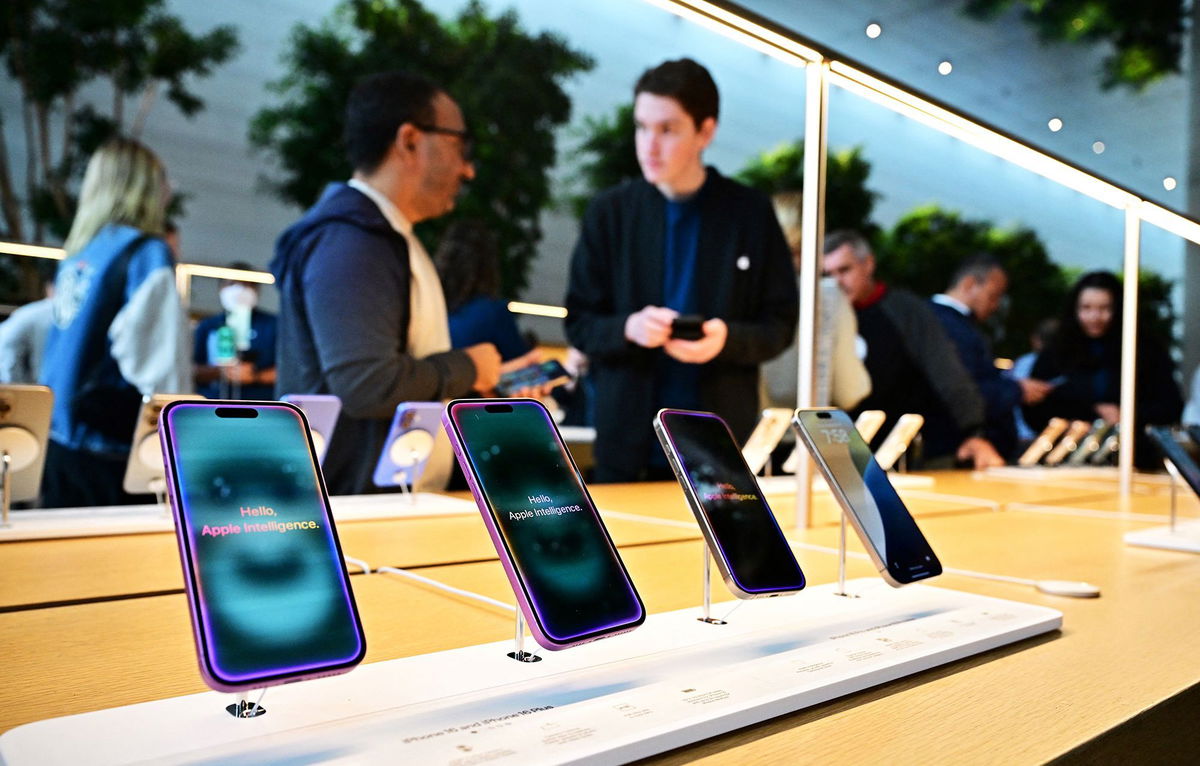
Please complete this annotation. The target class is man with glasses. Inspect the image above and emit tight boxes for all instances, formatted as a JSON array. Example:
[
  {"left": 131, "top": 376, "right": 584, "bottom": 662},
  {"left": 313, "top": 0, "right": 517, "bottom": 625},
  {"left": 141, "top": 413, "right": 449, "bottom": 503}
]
[{"left": 271, "top": 70, "right": 504, "bottom": 494}]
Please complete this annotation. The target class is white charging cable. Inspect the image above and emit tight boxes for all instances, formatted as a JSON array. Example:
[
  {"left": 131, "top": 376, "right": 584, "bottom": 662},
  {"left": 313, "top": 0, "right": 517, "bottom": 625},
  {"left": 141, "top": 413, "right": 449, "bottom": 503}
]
[{"left": 376, "top": 566, "right": 515, "bottom": 611}]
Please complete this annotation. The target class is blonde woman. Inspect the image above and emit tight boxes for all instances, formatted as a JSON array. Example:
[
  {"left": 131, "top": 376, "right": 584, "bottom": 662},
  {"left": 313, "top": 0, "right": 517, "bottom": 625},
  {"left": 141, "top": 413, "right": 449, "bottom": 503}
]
[{"left": 40, "top": 137, "right": 190, "bottom": 507}]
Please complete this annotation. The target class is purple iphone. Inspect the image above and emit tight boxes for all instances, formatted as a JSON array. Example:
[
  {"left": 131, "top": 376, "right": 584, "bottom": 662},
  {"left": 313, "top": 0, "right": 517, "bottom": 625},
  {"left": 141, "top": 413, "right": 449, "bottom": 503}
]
[
  {"left": 372, "top": 401, "right": 443, "bottom": 488},
  {"left": 443, "top": 398, "right": 645, "bottom": 651},
  {"left": 280, "top": 394, "right": 341, "bottom": 465},
  {"left": 159, "top": 400, "right": 366, "bottom": 692}
]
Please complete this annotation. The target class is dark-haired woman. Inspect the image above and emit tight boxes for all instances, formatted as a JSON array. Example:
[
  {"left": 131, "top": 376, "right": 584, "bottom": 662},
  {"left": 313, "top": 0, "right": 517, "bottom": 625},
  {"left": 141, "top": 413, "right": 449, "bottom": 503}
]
[{"left": 1024, "top": 271, "right": 1181, "bottom": 467}]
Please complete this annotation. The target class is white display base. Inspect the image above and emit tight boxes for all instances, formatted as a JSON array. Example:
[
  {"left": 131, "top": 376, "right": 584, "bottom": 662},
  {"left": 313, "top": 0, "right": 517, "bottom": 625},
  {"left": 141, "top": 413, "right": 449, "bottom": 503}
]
[
  {"left": 757, "top": 473, "right": 934, "bottom": 497},
  {"left": 1124, "top": 520, "right": 1200, "bottom": 553},
  {"left": 0, "top": 493, "right": 476, "bottom": 542},
  {"left": 0, "top": 580, "right": 1060, "bottom": 766}
]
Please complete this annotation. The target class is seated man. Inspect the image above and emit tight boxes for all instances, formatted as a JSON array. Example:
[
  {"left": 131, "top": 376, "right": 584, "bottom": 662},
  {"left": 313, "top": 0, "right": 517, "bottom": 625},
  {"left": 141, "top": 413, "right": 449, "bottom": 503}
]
[
  {"left": 930, "top": 254, "right": 1052, "bottom": 460},
  {"left": 822, "top": 230, "right": 1003, "bottom": 469}
]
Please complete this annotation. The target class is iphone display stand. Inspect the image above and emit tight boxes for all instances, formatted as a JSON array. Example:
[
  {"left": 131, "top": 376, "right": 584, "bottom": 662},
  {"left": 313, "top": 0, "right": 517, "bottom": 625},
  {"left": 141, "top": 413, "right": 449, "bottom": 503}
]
[
  {"left": 390, "top": 436, "right": 432, "bottom": 506},
  {"left": 0, "top": 427, "right": 40, "bottom": 528},
  {"left": 699, "top": 541, "right": 728, "bottom": 625},
  {"left": 1164, "top": 458, "right": 1183, "bottom": 532},
  {"left": 508, "top": 609, "right": 541, "bottom": 663},
  {"left": 833, "top": 512, "right": 859, "bottom": 598},
  {"left": 225, "top": 689, "right": 267, "bottom": 719},
  {"left": 1124, "top": 459, "right": 1200, "bottom": 553},
  {"left": 148, "top": 477, "right": 169, "bottom": 517}
]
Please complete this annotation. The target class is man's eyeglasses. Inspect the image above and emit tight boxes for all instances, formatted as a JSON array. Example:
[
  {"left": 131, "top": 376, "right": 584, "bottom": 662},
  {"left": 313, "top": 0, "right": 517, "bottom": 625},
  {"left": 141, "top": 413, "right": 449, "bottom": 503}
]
[{"left": 413, "top": 124, "right": 473, "bottom": 162}]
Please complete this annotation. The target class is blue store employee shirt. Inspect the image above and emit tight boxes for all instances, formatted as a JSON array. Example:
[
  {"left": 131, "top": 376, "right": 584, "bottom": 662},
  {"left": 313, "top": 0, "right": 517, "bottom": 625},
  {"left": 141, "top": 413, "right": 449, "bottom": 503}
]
[{"left": 654, "top": 193, "right": 703, "bottom": 419}]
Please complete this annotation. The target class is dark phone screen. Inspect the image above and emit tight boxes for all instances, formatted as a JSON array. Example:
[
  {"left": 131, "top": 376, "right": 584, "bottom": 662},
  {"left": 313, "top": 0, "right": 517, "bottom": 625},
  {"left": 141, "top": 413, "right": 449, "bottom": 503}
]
[
  {"left": 658, "top": 410, "right": 805, "bottom": 594},
  {"left": 165, "top": 403, "right": 364, "bottom": 685},
  {"left": 448, "top": 401, "right": 644, "bottom": 643},
  {"left": 1149, "top": 426, "right": 1200, "bottom": 498},
  {"left": 496, "top": 360, "right": 571, "bottom": 396},
  {"left": 797, "top": 410, "right": 940, "bottom": 583},
  {"left": 670, "top": 315, "right": 704, "bottom": 340}
]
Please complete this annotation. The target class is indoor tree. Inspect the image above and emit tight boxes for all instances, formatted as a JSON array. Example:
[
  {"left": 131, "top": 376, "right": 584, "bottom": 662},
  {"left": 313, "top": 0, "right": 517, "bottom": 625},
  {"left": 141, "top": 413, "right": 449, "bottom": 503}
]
[{"left": 248, "top": 0, "right": 594, "bottom": 297}]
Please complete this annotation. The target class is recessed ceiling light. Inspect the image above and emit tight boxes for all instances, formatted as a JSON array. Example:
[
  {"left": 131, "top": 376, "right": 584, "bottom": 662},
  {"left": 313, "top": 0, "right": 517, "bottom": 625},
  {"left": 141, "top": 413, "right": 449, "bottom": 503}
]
[
  {"left": 1092, "top": 141, "right": 1105, "bottom": 154},
  {"left": 1163, "top": 176, "right": 1177, "bottom": 191},
  {"left": 865, "top": 22, "right": 882, "bottom": 39},
  {"left": 1047, "top": 117, "right": 1063, "bottom": 132},
  {"left": 937, "top": 60, "right": 953, "bottom": 75}
]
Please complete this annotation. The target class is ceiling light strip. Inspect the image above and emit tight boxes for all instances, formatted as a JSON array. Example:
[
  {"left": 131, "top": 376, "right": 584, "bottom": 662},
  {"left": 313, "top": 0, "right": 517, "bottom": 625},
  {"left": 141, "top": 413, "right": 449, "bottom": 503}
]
[
  {"left": 0, "top": 241, "right": 65, "bottom": 259},
  {"left": 641, "top": 0, "right": 817, "bottom": 66},
  {"left": 172, "top": 264, "right": 275, "bottom": 285}
]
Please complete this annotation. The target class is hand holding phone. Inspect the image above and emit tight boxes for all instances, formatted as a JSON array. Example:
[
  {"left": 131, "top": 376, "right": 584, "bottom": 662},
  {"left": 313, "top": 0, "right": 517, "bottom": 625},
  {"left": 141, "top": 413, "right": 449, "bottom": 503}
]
[
  {"left": 159, "top": 401, "right": 366, "bottom": 691},
  {"left": 495, "top": 359, "right": 572, "bottom": 398},
  {"left": 656, "top": 409, "right": 805, "bottom": 598},
  {"left": 670, "top": 314, "right": 705, "bottom": 341},
  {"left": 443, "top": 399, "right": 645, "bottom": 650}
]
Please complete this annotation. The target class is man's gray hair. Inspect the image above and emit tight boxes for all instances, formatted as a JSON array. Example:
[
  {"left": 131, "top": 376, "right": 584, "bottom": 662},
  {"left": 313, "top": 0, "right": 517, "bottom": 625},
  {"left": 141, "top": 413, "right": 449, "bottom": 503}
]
[{"left": 823, "top": 230, "right": 872, "bottom": 261}]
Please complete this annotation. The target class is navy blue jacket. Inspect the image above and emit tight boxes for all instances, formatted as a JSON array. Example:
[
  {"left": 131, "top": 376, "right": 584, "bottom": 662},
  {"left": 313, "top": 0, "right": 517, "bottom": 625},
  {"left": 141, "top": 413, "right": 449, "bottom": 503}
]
[
  {"left": 271, "top": 183, "right": 475, "bottom": 494},
  {"left": 566, "top": 169, "right": 798, "bottom": 481},
  {"left": 930, "top": 301, "right": 1019, "bottom": 459}
]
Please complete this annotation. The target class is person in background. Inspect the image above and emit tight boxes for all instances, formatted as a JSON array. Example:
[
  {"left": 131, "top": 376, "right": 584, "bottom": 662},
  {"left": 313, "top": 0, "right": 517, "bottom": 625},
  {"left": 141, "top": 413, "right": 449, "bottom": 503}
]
[
  {"left": 40, "top": 137, "right": 190, "bottom": 507},
  {"left": 1011, "top": 317, "right": 1059, "bottom": 443},
  {"left": 822, "top": 229, "right": 1003, "bottom": 469},
  {"left": 435, "top": 219, "right": 531, "bottom": 362},
  {"left": 0, "top": 266, "right": 55, "bottom": 384},
  {"left": 763, "top": 190, "right": 870, "bottom": 412},
  {"left": 929, "top": 254, "right": 1054, "bottom": 461},
  {"left": 1024, "top": 270, "right": 1182, "bottom": 468},
  {"left": 193, "top": 262, "right": 278, "bottom": 400},
  {"left": 566, "top": 58, "right": 798, "bottom": 482},
  {"left": 272, "top": 71, "right": 543, "bottom": 495}
]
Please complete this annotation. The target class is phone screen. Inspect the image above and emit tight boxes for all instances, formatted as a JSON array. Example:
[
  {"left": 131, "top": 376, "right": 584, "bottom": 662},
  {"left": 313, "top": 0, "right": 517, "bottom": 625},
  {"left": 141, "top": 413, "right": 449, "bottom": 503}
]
[
  {"left": 657, "top": 410, "right": 804, "bottom": 595},
  {"left": 496, "top": 360, "right": 571, "bottom": 397},
  {"left": 795, "top": 409, "right": 940, "bottom": 584},
  {"left": 446, "top": 400, "right": 643, "bottom": 644},
  {"left": 162, "top": 402, "right": 365, "bottom": 688},
  {"left": 1147, "top": 426, "right": 1200, "bottom": 498}
]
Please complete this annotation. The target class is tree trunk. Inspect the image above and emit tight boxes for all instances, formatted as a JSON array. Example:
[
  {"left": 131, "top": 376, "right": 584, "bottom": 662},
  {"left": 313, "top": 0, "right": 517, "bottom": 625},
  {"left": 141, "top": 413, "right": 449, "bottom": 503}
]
[
  {"left": 21, "top": 99, "right": 41, "bottom": 243},
  {"left": 1184, "top": 1, "right": 1200, "bottom": 380},
  {"left": 0, "top": 112, "right": 25, "bottom": 241},
  {"left": 131, "top": 82, "right": 157, "bottom": 139}
]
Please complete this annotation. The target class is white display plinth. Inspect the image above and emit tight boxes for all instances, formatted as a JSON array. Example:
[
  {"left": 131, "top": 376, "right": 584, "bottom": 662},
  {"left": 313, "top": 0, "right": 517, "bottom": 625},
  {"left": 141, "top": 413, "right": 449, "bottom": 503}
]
[
  {"left": 0, "top": 580, "right": 1060, "bottom": 765},
  {"left": 756, "top": 473, "right": 934, "bottom": 497},
  {"left": 0, "top": 493, "right": 476, "bottom": 542},
  {"left": 1124, "top": 520, "right": 1200, "bottom": 553}
]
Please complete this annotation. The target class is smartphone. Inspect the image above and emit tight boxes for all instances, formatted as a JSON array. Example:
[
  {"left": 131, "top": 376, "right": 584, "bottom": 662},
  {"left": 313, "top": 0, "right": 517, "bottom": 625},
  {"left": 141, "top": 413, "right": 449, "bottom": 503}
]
[
  {"left": 0, "top": 384, "right": 52, "bottom": 503},
  {"left": 670, "top": 314, "right": 705, "bottom": 341},
  {"left": 1044, "top": 420, "right": 1095, "bottom": 466},
  {"left": 781, "top": 409, "right": 884, "bottom": 475},
  {"left": 793, "top": 409, "right": 942, "bottom": 586},
  {"left": 1146, "top": 426, "right": 1200, "bottom": 498},
  {"left": 874, "top": 413, "right": 925, "bottom": 472},
  {"left": 1089, "top": 429, "right": 1120, "bottom": 465},
  {"left": 280, "top": 394, "right": 341, "bottom": 465},
  {"left": 123, "top": 393, "right": 205, "bottom": 494},
  {"left": 655, "top": 409, "right": 805, "bottom": 598},
  {"left": 495, "top": 360, "right": 572, "bottom": 398},
  {"left": 1067, "top": 421, "right": 1114, "bottom": 466},
  {"left": 159, "top": 400, "right": 366, "bottom": 691},
  {"left": 372, "top": 401, "right": 443, "bottom": 488},
  {"left": 1017, "top": 417, "right": 1068, "bottom": 467},
  {"left": 741, "top": 407, "right": 794, "bottom": 475},
  {"left": 443, "top": 398, "right": 645, "bottom": 650}
]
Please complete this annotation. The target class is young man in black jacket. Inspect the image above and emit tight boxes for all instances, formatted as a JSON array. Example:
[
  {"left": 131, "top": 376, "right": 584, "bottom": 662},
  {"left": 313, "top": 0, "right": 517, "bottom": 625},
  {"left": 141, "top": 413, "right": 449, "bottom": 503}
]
[{"left": 566, "top": 58, "right": 798, "bottom": 482}]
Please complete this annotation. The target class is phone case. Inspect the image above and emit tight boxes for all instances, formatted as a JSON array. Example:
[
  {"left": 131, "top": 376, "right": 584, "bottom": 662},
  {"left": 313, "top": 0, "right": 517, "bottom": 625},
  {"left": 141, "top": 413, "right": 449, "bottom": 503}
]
[
  {"left": 280, "top": 394, "right": 341, "bottom": 465},
  {"left": 0, "top": 384, "right": 53, "bottom": 503},
  {"left": 158, "top": 400, "right": 366, "bottom": 692},
  {"left": 443, "top": 398, "right": 644, "bottom": 650},
  {"left": 874, "top": 413, "right": 924, "bottom": 472},
  {"left": 372, "top": 402, "right": 443, "bottom": 488},
  {"left": 123, "top": 393, "right": 205, "bottom": 495},
  {"left": 741, "top": 407, "right": 793, "bottom": 475},
  {"left": 1018, "top": 417, "right": 1069, "bottom": 466}
]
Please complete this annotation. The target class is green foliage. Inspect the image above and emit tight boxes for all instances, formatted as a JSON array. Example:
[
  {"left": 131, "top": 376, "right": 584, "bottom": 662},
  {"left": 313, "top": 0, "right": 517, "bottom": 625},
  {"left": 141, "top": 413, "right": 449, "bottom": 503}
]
[
  {"left": 565, "top": 104, "right": 639, "bottom": 219},
  {"left": 248, "top": 0, "right": 594, "bottom": 297},
  {"left": 878, "top": 207, "right": 1069, "bottom": 357},
  {"left": 737, "top": 141, "right": 879, "bottom": 239},
  {"left": 962, "top": 0, "right": 1185, "bottom": 90},
  {"left": 0, "top": 0, "right": 239, "bottom": 242}
]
